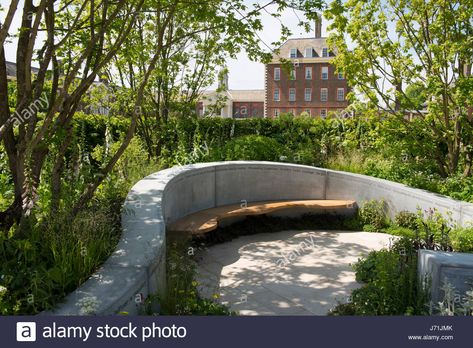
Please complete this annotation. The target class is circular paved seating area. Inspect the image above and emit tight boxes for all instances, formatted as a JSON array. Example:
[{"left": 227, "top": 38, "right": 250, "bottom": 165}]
[{"left": 196, "top": 230, "right": 394, "bottom": 315}]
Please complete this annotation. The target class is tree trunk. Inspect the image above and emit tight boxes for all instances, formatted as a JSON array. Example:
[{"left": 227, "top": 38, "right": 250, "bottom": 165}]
[{"left": 50, "top": 127, "right": 73, "bottom": 216}]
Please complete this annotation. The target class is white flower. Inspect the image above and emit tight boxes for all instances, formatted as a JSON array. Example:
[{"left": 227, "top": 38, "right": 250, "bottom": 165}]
[{"left": 77, "top": 296, "right": 100, "bottom": 315}]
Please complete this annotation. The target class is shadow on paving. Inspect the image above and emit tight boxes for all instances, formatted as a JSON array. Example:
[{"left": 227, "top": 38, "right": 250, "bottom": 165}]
[{"left": 194, "top": 228, "right": 392, "bottom": 315}]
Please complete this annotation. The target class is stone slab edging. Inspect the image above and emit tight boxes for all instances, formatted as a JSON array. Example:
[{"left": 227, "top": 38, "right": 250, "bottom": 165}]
[
  {"left": 418, "top": 249, "right": 473, "bottom": 305},
  {"left": 50, "top": 161, "right": 473, "bottom": 315}
]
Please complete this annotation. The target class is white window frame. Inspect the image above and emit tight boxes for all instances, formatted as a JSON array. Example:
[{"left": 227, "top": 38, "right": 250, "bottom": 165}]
[
  {"left": 320, "top": 109, "right": 327, "bottom": 118},
  {"left": 304, "top": 88, "right": 312, "bottom": 102},
  {"left": 274, "top": 109, "right": 280, "bottom": 117},
  {"left": 338, "top": 71, "right": 344, "bottom": 80},
  {"left": 289, "top": 88, "right": 296, "bottom": 102},
  {"left": 290, "top": 48, "right": 297, "bottom": 58},
  {"left": 274, "top": 88, "right": 280, "bottom": 101},
  {"left": 321, "top": 66, "right": 329, "bottom": 80},
  {"left": 305, "top": 67, "right": 312, "bottom": 80},
  {"left": 337, "top": 88, "right": 345, "bottom": 101},
  {"left": 274, "top": 67, "right": 281, "bottom": 81},
  {"left": 320, "top": 88, "right": 328, "bottom": 102},
  {"left": 305, "top": 109, "right": 311, "bottom": 116},
  {"left": 290, "top": 68, "right": 296, "bottom": 80},
  {"left": 322, "top": 47, "right": 329, "bottom": 57},
  {"left": 305, "top": 47, "right": 313, "bottom": 58}
]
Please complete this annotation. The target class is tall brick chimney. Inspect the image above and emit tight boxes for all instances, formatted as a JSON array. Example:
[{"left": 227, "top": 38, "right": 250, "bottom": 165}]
[{"left": 315, "top": 13, "right": 322, "bottom": 38}]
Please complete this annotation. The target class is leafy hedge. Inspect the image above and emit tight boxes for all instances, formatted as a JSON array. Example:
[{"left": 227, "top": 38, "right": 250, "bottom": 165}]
[{"left": 68, "top": 113, "right": 473, "bottom": 205}]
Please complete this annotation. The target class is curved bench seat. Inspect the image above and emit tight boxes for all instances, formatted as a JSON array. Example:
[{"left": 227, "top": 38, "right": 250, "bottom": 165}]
[
  {"left": 168, "top": 199, "right": 356, "bottom": 234},
  {"left": 50, "top": 162, "right": 473, "bottom": 315}
]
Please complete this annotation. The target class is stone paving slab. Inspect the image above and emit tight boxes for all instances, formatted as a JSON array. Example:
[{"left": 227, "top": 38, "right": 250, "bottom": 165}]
[{"left": 195, "top": 230, "right": 394, "bottom": 315}]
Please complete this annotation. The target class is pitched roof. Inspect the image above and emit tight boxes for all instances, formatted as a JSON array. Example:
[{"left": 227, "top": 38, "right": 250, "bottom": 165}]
[
  {"left": 201, "top": 89, "right": 265, "bottom": 102},
  {"left": 271, "top": 37, "right": 337, "bottom": 62},
  {"left": 6, "top": 61, "right": 40, "bottom": 78},
  {"left": 228, "top": 89, "right": 264, "bottom": 102}
]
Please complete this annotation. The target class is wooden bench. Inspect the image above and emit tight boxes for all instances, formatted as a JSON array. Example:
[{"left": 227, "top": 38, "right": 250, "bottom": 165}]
[{"left": 168, "top": 199, "right": 356, "bottom": 235}]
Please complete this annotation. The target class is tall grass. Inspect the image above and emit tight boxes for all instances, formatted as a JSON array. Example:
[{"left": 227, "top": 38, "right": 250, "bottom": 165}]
[
  {"left": 0, "top": 203, "right": 122, "bottom": 314},
  {"left": 148, "top": 234, "right": 232, "bottom": 315},
  {"left": 0, "top": 138, "right": 161, "bottom": 314},
  {"left": 326, "top": 150, "right": 368, "bottom": 174}
]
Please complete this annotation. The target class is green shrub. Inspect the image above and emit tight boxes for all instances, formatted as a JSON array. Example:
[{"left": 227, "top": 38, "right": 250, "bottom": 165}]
[
  {"left": 329, "top": 302, "right": 358, "bottom": 316},
  {"left": 450, "top": 228, "right": 473, "bottom": 253},
  {"left": 353, "top": 250, "right": 381, "bottom": 283},
  {"left": 415, "top": 208, "right": 453, "bottom": 251},
  {"left": 362, "top": 224, "right": 377, "bottom": 232},
  {"left": 213, "top": 134, "right": 286, "bottom": 162},
  {"left": 331, "top": 238, "right": 428, "bottom": 315},
  {"left": 359, "top": 199, "right": 388, "bottom": 231},
  {"left": 156, "top": 238, "right": 233, "bottom": 315},
  {"left": 395, "top": 210, "right": 418, "bottom": 230},
  {"left": 438, "top": 175, "right": 473, "bottom": 203},
  {"left": 384, "top": 225, "right": 416, "bottom": 239}
]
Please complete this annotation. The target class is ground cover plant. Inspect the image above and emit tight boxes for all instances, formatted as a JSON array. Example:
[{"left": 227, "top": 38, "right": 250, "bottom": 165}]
[
  {"left": 329, "top": 202, "right": 473, "bottom": 316},
  {"left": 144, "top": 236, "right": 234, "bottom": 316},
  {"left": 329, "top": 237, "right": 429, "bottom": 316}
]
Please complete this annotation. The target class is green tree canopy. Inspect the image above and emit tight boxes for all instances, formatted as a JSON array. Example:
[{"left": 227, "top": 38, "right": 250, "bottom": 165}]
[{"left": 326, "top": 0, "right": 473, "bottom": 177}]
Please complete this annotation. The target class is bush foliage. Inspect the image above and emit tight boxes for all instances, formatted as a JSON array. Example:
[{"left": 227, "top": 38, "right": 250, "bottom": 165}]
[{"left": 331, "top": 238, "right": 428, "bottom": 316}]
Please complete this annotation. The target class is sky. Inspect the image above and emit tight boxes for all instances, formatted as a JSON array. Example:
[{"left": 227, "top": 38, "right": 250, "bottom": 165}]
[
  {"left": 215, "top": 3, "right": 330, "bottom": 90},
  {"left": 0, "top": 0, "right": 329, "bottom": 90}
]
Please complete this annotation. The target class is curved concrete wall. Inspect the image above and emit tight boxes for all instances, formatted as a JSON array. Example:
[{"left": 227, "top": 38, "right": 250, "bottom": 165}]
[{"left": 52, "top": 161, "right": 473, "bottom": 315}]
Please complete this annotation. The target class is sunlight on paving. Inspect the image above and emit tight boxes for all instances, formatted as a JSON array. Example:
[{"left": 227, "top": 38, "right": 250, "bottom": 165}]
[{"left": 195, "top": 230, "right": 394, "bottom": 315}]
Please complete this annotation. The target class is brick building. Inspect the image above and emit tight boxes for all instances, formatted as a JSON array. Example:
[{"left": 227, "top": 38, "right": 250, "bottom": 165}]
[
  {"left": 197, "top": 89, "right": 265, "bottom": 118},
  {"left": 264, "top": 18, "right": 349, "bottom": 118},
  {"left": 196, "top": 71, "right": 265, "bottom": 118}
]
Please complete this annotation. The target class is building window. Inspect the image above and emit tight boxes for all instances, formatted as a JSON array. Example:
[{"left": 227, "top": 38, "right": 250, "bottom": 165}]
[
  {"left": 305, "top": 109, "right": 311, "bottom": 116},
  {"left": 305, "top": 67, "right": 312, "bottom": 80},
  {"left": 337, "top": 88, "right": 345, "bottom": 101},
  {"left": 320, "top": 109, "right": 327, "bottom": 118},
  {"left": 322, "top": 47, "right": 329, "bottom": 57},
  {"left": 274, "top": 88, "right": 280, "bottom": 101},
  {"left": 304, "top": 88, "right": 312, "bottom": 102},
  {"left": 274, "top": 109, "right": 280, "bottom": 117},
  {"left": 338, "top": 71, "right": 344, "bottom": 80},
  {"left": 305, "top": 47, "right": 313, "bottom": 58},
  {"left": 321, "top": 66, "right": 328, "bottom": 80},
  {"left": 289, "top": 88, "right": 296, "bottom": 102},
  {"left": 320, "top": 88, "right": 328, "bottom": 102},
  {"left": 274, "top": 67, "right": 281, "bottom": 81},
  {"left": 290, "top": 68, "right": 296, "bottom": 80},
  {"left": 290, "top": 48, "right": 297, "bottom": 58}
]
